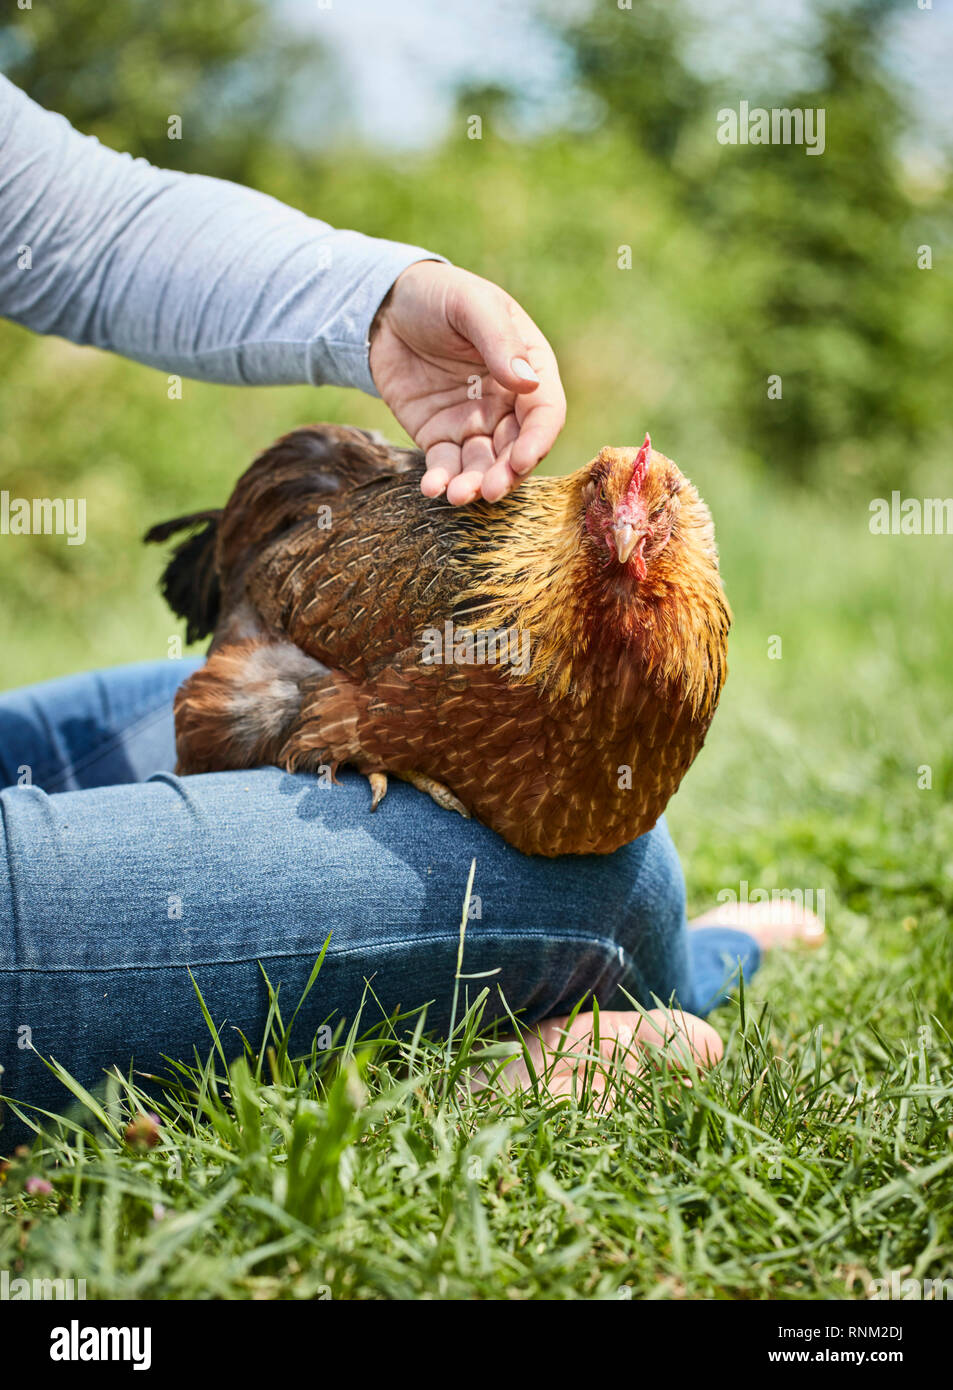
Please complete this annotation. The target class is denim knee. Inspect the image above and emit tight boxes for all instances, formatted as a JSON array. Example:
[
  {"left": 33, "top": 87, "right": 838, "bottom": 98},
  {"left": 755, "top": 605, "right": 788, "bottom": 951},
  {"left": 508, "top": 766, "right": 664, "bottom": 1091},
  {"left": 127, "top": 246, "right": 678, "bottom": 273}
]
[{"left": 595, "top": 817, "right": 693, "bottom": 1013}]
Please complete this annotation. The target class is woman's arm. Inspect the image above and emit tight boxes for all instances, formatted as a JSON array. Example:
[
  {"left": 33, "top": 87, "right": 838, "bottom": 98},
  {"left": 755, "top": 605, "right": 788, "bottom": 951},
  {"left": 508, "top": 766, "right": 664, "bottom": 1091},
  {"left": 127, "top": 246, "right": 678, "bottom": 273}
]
[
  {"left": 0, "top": 73, "right": 439, "bottom": 394},
  {"left": 0, "top": 76, "right": 565, "bottom": 503}
]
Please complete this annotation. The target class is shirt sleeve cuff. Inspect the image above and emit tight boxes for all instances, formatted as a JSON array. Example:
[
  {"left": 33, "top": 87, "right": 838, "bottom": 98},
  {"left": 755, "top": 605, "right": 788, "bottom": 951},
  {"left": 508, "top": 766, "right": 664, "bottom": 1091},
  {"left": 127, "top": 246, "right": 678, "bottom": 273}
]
[{"left": 306, "top": 232, "right": 449, "bottom": 396}]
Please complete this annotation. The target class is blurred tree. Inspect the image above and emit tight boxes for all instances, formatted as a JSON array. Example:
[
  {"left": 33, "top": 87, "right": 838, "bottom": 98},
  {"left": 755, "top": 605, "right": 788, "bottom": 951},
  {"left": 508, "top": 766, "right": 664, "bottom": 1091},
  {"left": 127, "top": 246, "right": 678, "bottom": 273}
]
[
  {"left": 559, "top": 0, "right": 708, "bottom": 163},
  {"left": 694, "top": 0, "right": 952, "bottom": 486},
  {"left": 0, "top": 0, "right": 328, "bottom": 184},
  {"left": 558, "top": 0, "right": 953, "bottom": 488}
]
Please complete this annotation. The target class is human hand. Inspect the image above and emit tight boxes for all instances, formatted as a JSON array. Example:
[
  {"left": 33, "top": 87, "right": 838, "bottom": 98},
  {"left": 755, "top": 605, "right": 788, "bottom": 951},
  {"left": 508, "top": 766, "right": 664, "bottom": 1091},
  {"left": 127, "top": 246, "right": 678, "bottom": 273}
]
[{"left": 368, "top": 261, "right": 566, "bottom": 505}]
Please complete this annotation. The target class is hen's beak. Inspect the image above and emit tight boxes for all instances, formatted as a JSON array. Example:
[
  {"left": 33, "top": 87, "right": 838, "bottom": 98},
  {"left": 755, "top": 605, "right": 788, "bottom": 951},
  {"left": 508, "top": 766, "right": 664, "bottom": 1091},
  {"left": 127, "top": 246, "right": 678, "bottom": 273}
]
[{"left": 612, "top": 522, "right": 645, "bottom": 566}]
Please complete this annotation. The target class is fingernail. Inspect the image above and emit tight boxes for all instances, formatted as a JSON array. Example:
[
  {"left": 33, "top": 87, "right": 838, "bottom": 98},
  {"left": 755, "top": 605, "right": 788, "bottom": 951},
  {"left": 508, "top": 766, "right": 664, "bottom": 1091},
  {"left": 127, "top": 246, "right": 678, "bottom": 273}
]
[
  {"left": 511, "top": 357, "right": 539, "bottom": 383},
  {"left": 420, "top": 471, "right": 447, "bottom": 498}
]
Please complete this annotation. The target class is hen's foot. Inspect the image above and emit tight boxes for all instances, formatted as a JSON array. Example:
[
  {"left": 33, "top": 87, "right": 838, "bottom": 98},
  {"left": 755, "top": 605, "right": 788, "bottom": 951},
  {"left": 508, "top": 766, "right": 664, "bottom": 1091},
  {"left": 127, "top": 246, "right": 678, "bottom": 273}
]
[
  {"left": 398, "top": 771, "right": 470, "bottom": 819},
  {"left": 363, "top": 769, "right": 469, "bottom": 818}
]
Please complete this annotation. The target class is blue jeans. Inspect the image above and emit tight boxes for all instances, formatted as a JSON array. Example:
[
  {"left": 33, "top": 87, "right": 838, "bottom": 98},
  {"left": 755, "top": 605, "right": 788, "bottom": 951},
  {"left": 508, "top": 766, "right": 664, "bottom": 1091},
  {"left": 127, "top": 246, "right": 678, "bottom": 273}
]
[{"left": 0, "top": 661, "right": 759, "bottom": 1142}]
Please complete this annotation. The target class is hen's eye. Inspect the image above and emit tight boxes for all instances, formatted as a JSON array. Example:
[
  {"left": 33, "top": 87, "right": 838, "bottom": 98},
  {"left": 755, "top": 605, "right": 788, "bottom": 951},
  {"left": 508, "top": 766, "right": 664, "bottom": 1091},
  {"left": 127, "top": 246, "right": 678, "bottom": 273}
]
[{"left": 599, "top": 484, "right": 608, "bottom": 503}]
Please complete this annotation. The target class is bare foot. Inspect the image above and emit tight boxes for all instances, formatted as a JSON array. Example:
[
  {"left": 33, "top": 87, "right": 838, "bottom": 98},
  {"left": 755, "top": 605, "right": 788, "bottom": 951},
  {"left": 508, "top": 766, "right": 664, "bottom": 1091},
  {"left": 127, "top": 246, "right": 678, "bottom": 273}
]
[
  {"left": 473, "top": 1007, "right": 723, "bottom": 1105},
  {"left": 690, "top": 898, "right": 825, "bottom": 950}
]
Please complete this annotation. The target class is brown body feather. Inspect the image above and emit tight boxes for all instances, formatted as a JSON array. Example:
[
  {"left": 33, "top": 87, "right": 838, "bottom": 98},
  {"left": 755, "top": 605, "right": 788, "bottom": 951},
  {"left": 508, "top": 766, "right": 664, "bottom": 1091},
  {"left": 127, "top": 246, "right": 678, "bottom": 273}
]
[{"left": 145, "top": 423, "right": 730, "bottom": 856}]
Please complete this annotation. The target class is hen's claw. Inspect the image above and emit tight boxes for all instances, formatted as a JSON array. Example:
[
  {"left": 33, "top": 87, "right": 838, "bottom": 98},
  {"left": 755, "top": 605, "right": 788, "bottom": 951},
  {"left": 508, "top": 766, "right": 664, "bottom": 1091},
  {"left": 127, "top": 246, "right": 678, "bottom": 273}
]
[
  {"left": 367, "top": 771, "right": 388, "bottom": 811},
  {"left": 399, "top": 771, "right": 470, "bottom": 819},
  {"left": 367, "top": 768, "right": 468, "bottom": 818}
]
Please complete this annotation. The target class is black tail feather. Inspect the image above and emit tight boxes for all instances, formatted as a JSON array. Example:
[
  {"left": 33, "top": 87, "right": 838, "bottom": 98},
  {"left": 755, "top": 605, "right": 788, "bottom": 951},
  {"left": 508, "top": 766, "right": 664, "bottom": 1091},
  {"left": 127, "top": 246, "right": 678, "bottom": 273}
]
[{"left": 144, "top": 510, "right": 222, "bottom": 645}]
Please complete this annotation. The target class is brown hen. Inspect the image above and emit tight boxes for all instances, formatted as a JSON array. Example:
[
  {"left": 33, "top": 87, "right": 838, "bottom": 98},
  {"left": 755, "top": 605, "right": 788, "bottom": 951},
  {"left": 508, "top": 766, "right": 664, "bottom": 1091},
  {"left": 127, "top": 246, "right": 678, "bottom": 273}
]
[{"left": 145, "top": 424, "right": 730, "bottom": 856}]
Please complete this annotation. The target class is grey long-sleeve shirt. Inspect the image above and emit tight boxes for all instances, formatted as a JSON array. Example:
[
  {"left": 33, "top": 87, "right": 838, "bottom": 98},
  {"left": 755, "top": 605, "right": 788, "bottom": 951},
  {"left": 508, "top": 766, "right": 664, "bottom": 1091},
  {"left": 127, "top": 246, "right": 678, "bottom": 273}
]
[{"left": 0, "top": 74, "right": 443, "bottom": 395}]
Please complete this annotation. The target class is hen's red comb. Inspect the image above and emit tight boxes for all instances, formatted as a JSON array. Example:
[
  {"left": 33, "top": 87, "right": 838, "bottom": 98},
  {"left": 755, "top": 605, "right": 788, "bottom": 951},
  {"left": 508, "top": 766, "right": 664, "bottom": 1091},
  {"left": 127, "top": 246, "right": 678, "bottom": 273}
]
[{"left": 629, "top": 433, "right": 652, "bottom": 495}]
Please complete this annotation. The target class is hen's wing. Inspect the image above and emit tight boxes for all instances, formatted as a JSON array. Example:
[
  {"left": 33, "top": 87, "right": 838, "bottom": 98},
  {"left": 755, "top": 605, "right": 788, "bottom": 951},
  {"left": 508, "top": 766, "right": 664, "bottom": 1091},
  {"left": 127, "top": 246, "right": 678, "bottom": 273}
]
[{"left": 215, "top": 424, "right": 476, "bottom": 674}]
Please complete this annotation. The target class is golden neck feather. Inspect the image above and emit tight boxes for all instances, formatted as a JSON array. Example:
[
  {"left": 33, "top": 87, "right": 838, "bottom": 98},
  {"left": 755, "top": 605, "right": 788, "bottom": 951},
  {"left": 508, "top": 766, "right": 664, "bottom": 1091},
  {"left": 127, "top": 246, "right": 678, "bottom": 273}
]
[{"left": 448, "top": 473, "right": 730, "bottom": 711}]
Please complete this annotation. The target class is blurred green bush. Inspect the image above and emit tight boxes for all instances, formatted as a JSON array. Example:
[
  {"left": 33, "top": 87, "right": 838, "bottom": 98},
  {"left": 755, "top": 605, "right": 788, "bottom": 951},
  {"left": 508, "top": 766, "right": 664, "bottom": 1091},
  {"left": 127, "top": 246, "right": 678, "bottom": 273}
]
[
  {"left": 0, "top": 0, "right": 951, "bottom": 690},
  {"left": 3, "top": 0, "right": 949, "bottom": 494}
]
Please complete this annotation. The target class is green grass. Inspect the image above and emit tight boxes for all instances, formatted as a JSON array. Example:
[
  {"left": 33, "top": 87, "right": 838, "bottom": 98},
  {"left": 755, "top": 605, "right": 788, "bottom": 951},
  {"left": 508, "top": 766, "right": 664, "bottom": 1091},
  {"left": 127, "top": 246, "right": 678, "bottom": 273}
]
[
  {"left": 2, "top": 436, "right": 951, "bottom": 1295},
  {"left": 1, "top": 131, "right": 952, "bottom": 1301},
  {"left": 2, "top": 913, "right": 951, "bottom": 1300}
]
